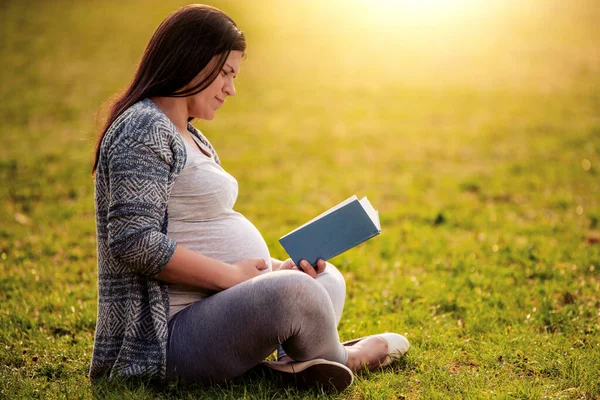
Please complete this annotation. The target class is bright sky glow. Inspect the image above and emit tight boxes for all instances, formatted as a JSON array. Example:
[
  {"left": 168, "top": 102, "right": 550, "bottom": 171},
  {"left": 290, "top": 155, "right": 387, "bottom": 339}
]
[
  {"left": 369, "top": 0, "right": 479, "bottom": 15},
  {"left": 342, "top": 0, "right": 498, "bottom": 28}
]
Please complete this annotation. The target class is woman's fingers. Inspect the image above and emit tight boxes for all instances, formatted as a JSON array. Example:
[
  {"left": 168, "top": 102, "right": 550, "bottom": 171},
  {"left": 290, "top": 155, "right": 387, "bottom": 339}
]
[
  {"left": 280, "top": 258, "right": 296, "bottom": 270},
  {"left": 299, "top": 260, "right": 318, "bottom": 279},
  {"left": 315, "top": 259, "right": 327, "bottom": 274},
  {"left": 254, "top": 258, "right": 268, "bottom": 271}
]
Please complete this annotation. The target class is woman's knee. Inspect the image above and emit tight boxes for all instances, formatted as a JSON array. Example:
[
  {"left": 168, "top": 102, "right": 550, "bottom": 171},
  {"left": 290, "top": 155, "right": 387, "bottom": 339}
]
[
  {"left": 316, "top": 262, "right": 346, "bottom": 324},
  {"left": 267, "top": 271, "right": 331, "bottom": 312},
  {"left": 316, "top": 263, "right": 346, "bottom": 302},
  {"left": 319, "top": 262, "right": 346, "bottom": 290}
]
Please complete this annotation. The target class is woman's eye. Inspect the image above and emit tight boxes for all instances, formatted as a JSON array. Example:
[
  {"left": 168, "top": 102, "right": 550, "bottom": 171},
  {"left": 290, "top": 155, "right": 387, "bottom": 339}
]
[{"left": 221, "top": 70, "right": 228, "bottom": 77}]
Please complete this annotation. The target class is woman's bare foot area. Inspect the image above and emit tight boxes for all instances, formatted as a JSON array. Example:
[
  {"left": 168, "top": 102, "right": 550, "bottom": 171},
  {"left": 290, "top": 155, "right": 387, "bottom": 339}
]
[{"left": 345, "top": 336, "right": 389, "bottom": 372}]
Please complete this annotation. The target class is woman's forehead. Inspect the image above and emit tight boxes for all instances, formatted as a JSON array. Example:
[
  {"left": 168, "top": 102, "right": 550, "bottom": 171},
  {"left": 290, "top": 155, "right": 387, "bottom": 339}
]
[{"left": 225, "top": 50, "right": 243, "bottom": 66}]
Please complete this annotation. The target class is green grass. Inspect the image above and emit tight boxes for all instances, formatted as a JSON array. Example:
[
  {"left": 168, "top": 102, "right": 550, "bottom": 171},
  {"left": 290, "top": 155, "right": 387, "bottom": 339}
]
[{"left": 1, "top": 0, "right": 599, "bottom": 398}]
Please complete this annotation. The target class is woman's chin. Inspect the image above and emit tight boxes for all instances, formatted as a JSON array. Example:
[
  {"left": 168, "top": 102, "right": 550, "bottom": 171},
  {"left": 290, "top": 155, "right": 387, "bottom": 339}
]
[{"left": 193, "top": 112, "right": 216, "bottom": 121}]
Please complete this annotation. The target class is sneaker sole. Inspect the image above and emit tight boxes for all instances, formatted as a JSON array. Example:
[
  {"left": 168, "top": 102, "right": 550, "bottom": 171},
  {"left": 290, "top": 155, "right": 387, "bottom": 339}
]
[{"left": 261, "top": 358, "right": 353, "bottom": 392}]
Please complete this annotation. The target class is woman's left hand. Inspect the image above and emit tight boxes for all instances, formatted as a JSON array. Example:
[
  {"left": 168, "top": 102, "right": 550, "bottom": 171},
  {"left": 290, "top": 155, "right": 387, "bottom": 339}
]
[{"left": 279, "top": 258, "right": 326, "bottom": 279}]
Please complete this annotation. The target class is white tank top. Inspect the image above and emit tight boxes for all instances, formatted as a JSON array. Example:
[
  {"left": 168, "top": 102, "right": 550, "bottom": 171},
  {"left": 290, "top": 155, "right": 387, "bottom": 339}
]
[{"left": 166, "top": 134, "right": 272, "bottom": 317}]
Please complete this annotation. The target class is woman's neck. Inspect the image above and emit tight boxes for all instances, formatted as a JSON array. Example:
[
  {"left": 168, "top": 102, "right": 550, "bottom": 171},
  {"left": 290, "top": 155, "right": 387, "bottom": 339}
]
[{"left": 150, "top": 96, "right": 189, "bottom": 134}]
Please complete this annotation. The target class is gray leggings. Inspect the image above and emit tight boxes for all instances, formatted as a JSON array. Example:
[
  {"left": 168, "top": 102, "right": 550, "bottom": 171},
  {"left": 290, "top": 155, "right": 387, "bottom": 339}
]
[{"left": 166, "top": 264, "right": 348, "bottom": 384}]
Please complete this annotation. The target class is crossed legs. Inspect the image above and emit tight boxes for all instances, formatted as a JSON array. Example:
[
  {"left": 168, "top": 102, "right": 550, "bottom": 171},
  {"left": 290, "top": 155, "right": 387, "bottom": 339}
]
[{"left": 166, "top": 265, "right": 347, "bottom": 384}]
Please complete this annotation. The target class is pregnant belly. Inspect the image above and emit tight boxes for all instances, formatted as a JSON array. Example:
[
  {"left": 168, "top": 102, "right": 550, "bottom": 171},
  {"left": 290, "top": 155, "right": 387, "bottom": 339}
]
[{"left": 167, "top": 212, "right": 272, "bottom": 270}]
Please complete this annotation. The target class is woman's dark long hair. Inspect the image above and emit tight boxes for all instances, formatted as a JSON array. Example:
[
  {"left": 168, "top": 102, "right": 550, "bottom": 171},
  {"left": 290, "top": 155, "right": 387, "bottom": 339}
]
[{"left": 92, "top": 4, "right": 246, "bottom": 174}]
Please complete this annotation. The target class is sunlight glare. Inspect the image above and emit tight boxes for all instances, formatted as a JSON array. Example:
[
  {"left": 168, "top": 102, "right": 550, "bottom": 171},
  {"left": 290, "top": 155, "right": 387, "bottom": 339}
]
[
  {"left": 347, "top": 0, "right": 491, "bottom": 26},
  {"left": 374, "top": 0, "right": 475, "bottom": 15}
]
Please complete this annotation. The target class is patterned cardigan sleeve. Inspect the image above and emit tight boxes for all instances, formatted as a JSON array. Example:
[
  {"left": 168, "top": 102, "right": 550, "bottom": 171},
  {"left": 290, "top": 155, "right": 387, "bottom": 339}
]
[{"left": 105, "top": 133, "right": 177, "bottom": 276}]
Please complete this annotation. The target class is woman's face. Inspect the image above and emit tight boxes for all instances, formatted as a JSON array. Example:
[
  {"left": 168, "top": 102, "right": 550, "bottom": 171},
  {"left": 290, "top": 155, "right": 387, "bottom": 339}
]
[{"left": 186, "top": 50, "right": 243, "bottom": 120}]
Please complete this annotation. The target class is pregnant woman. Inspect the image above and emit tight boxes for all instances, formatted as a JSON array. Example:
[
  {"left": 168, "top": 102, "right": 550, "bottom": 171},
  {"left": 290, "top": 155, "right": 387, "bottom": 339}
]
[{"left": 89, "top": 4, "right": 409, "bottom": 391}]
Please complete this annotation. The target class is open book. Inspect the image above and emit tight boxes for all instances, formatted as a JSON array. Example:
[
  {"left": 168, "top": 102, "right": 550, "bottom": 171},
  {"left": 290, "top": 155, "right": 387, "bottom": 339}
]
[{"left": 279, "top": 195, "right": 381, "bottom": 267}]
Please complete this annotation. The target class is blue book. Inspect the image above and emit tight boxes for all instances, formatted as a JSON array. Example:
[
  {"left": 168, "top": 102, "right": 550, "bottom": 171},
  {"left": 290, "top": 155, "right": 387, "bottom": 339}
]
[{"left": 279, "top": 195, "right": 381, "bottom": 267}]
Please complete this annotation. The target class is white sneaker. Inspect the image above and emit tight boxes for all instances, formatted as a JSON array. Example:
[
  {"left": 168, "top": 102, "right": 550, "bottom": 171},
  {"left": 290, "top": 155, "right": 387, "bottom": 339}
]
[{"left": 342, "top": 332, "right": 410, "bottom": 367}]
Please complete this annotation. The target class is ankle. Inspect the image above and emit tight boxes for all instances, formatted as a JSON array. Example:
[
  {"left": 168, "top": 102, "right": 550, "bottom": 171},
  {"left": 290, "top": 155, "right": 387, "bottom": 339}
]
[
  {"left": 344, "top": 336, "right": 389, "bottom": 372},
  {"left": 279, "top": 355, "right": 294, "bottom": 363},
  {"left": 345, "top": 348, "right": 363, "bottom": 372}
]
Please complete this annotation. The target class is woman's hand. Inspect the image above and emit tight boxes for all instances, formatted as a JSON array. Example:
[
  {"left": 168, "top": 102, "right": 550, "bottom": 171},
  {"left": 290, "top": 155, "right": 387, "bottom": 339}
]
[
  {"left": 278, "top": 258, "right": 327, "bottom": 279},
  {"left": 230, "top": 258, "right": 269, "bottom": 285},
  {"left": 157, "top": 247, "right": 269, "bottom": 291}
]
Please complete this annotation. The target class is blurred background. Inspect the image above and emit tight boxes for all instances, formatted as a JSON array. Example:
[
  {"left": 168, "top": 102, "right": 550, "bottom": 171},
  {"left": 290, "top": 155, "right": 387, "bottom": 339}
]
[{"left": 1, "top": 0, "right": 598, "bottom": 397}]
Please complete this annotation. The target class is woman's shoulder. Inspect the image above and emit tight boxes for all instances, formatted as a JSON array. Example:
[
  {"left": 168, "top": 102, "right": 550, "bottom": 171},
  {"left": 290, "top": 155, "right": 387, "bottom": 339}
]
[
  {"left": 110, "top": 98, "right": 178, "bottom": 142},
  {"left": 104, "top": 99, "right": 186, "bottom": 167}
]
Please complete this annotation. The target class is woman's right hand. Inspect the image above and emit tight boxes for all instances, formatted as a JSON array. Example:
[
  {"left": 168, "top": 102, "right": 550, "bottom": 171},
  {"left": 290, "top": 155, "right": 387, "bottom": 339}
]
[{"left": 230, "top": 258, "right": 268, "bottom": 286}]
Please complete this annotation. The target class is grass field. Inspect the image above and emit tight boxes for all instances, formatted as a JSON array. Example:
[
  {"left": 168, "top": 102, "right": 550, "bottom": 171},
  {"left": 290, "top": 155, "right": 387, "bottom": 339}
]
[{"left": 1, "top": 0, "right": 599, "bottom": 398}]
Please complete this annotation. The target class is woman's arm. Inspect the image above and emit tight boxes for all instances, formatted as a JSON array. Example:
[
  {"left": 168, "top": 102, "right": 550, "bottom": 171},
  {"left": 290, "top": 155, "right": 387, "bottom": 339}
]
[
  {"left": 157, "top": 245, "right": 267, "bottom": 291},
  {"left": 105, "top": 135, "right": 179, "bottom": 276}
]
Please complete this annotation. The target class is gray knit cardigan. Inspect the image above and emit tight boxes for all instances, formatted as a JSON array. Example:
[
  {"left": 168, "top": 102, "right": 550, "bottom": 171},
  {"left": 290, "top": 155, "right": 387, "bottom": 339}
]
[{"left": 90, "top": 98, "right": 219, "bottom": 381}]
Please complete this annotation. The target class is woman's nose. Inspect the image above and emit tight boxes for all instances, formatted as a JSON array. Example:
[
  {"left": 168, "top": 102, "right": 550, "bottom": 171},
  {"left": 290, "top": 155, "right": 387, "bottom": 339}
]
[{"left": 224, "top": 82, "right": 236, "bottom": 97}]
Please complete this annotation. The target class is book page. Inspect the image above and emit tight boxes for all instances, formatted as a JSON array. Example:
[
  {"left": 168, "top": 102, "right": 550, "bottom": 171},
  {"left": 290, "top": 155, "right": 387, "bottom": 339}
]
[
  {"left": 281, "top": 195, "right": 359, "bottom": 237},
  {"left": 359, "top": 197, "right": 381, "bottom": 230}
]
